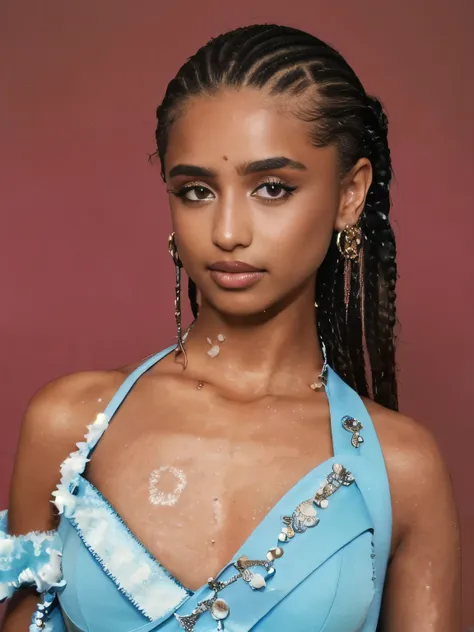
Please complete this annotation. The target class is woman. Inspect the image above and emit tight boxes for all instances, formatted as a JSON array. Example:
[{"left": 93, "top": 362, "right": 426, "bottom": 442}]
[{"left": 0, "top": 24, "right": 460, "bottom": 632}]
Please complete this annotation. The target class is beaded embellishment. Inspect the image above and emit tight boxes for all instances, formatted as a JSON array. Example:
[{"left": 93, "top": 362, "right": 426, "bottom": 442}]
[
  {"left": 175, "top": 463, "right": 355, "bottom": 631},
  {"left": 342, "top": 415, "right": 364, "bottom": 448}
]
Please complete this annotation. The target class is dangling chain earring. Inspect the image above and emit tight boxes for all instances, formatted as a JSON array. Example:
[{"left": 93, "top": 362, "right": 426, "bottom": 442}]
[
  {"left": 336, "top": 224, "right": 365, "bottom": 339},
  {"left": 310, "top": 340, "right": 328, "bottom": 391},
  {"left": 168, "top": 232, "right": 188, "bottom": 368}
]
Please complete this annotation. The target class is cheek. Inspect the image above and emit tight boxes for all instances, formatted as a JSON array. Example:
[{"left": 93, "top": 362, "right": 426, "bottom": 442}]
[
  {"left": 170, "top": 204, "right": 208, "bottom": 272},
  {"left": 256, "top": 186, "right": 338, "bottom": 277}
]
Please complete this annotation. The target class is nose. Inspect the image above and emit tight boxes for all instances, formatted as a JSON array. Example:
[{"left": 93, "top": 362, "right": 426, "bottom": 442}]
[{"left": 211, "top": 189, "right": 253, "bottom": 252}]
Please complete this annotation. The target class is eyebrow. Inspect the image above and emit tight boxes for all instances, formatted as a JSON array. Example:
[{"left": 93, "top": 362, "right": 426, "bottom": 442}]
[
  {"left": 239, "top": 156, "right": 307, "bottom": 175},
  {"left": 167, "top": 156, "right": 307, "bottom": 179}
]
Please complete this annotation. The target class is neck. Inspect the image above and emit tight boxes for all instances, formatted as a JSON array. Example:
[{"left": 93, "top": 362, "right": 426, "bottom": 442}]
[{"left": 180, "top": 284, "right": 324, "bottom": 398}]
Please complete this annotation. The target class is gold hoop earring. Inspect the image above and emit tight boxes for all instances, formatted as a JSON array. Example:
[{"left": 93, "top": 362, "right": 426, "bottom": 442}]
[
  {"left": 336, "top": 224, "right": 364, "bottom": 336},
  {"left": 168, "top": 232, "right": 188, "bottom": 367}
]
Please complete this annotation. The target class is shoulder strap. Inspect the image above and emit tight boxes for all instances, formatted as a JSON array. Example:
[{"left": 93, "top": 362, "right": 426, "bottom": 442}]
[
  {"left": 103, "top": 345, "right": 176, "bottom": 421},
  {"left": 326, "top": 367, "right": 392, "bottom": 630},
  {"left": 52, "top": 346, "right": 177, "bottom": 517},
  {"left": 327, "top": 367, "right": 376, "bottom": 461},
  {"left": 87, "top": 345, "right": 176, "bottom": 455}
]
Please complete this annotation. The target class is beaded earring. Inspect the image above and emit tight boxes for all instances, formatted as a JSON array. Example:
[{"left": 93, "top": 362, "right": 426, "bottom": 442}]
[
  {"left": 336, "top": 224, "right": 365, "bottom": 341},
  {"left": 168, "top": 232, "right": 188, "bottom": 367}
]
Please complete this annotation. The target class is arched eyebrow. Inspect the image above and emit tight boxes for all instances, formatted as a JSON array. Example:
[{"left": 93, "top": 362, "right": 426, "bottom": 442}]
[
  {"left": 167, "top": 156, "right": 307, "bottom": 179},
  {"left": 238, "top": 156, "right": 307, "bottom": 175}
]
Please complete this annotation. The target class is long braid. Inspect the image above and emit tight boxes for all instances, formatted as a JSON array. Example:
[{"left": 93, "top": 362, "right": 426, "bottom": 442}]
[
  {"left": 155, "top": 24, "right": 399, "bottom": 410},
  {"left": 188, "top": 278, "right": 199, "bottom": 320},
  {"left": 362, "top": 97, "right": 397, "bottom": 409}
]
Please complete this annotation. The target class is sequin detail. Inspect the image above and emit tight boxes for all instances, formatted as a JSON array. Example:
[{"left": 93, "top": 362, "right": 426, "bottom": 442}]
[
  {"left": 175, "top": 463, "right": 355, "bottom": 631},
  {"left": 342, "top": 415, "right": 364, "bottom": 448}
]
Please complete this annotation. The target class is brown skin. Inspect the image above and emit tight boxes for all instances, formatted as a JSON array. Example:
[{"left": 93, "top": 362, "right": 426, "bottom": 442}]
[{"left": 2, "top": 89, "right": 461, "bottom": 631}]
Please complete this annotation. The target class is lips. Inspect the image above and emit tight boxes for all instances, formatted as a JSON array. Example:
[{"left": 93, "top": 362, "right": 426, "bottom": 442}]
[
  {"left": 208, "top": 261, "right": 263, "bottom": 273},
  {"left": 208, "top": 261, "right": 265, "bottom": 290}
]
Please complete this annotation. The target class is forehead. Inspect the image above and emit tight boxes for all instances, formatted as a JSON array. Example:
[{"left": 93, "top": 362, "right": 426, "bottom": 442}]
[{"left": 164, "top": 88, "right": 332, "bottom": 170}]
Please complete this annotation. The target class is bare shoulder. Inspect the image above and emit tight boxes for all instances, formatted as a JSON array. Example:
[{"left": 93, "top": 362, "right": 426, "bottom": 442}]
[
  {"left": 364, "top": 399, "right": 456, "bottom": 550},
  {"left": 8, "top": 363, "right": 134, "bottom": 534},
  {"left": 21, "top": 367, "right": 128, "bottom": 440},
  {"left": 364, "top": 398, "right": 449, "bottom": 479}
]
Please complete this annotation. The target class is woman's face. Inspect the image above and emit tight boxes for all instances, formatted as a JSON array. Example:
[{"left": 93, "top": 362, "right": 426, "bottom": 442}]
[{"left": 164, "top": 88, "right": 369, "bottom": 317}]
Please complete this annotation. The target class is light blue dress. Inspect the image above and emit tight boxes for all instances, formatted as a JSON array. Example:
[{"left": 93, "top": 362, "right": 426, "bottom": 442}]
[{"left": 1, "top": 345, "right": 392, "bottom": 631}]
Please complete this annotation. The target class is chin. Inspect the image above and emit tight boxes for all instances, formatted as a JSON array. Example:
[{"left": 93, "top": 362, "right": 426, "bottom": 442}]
[{"left": 204, "top": 289, "right": 285, "bottom": 321}]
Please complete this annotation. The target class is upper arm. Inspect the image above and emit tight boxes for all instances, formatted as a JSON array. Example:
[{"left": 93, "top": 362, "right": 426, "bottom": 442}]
[
  {"left": 375, "top": 413, "right": 461, "bottom": 631},
  {"left": 7, "top": 371, "right": 114, "bottom": 535},
  {"left": 2, "top": 370, "right": 117, "bottom": 630}
]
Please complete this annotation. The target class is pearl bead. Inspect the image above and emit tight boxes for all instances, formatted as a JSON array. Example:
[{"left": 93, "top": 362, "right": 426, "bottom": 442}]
[
  {"left": 271, "top": 546, "right": 284, "bottom": 558},
  {"left": 211, "top": 598, "right": 230, "bottom": 620},
  {"left": 249, "top": 573, "right": 266, "bottom": 589}
]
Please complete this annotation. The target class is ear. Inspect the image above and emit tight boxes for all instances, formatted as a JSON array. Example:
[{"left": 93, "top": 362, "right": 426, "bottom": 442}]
[{"left": 335, "top": 158, "right": 373, "bottom": 232}]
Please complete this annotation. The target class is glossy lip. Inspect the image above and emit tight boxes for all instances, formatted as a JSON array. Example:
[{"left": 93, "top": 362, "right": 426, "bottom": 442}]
[
  {"left": 207, "top": 261, "right": 265, "bottom": 289},
  {"left": 208, "top": 260, "right": 264, "bottom": 273}
]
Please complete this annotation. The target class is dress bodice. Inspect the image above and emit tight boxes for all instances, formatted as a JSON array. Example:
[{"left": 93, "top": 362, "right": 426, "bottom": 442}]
[{"left": 1, "top": 345, "right": 392, "bottom": 632}]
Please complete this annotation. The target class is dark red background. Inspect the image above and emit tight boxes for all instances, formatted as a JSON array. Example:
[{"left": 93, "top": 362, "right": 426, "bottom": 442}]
[{"left": 1, "top": 0, "right": 472, "bottom": 626}]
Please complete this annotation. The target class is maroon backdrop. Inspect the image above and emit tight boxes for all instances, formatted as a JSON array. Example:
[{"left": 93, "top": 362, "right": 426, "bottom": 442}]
[{"left": 1, "top": 0, "right": 473, "bottom": 626}]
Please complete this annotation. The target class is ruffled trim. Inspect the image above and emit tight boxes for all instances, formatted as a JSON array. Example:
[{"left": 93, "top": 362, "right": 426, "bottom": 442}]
[
  {"left": 0, "top": 510, "right": 64, "bottom": 602},
  {"left": 29, "top": 588, "right": 57, "bottom": 631},
  {"left": 0, "top": 411, "right": 109, "bottom": 622},
  {"left": 50, "top": 412, "right": 109, "bottom": 518},
  {"left": 50, "top": 408, "right": 190, "bottom": 619}
]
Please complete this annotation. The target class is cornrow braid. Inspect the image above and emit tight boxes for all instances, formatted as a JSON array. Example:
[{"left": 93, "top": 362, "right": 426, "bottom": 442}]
[{"left": 155, "top": 24, "right": 398, "bottom": 411}]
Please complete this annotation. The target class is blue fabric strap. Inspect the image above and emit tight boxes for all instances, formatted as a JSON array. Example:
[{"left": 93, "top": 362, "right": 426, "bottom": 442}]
[
  {"left": 326, "top": 367, "right": 392, "bottom": 630},
  {"left": 103, "top": 345, "right": 176, "bottom": 422},
  {"left": 327, "top": 367, "right": 371, "bottom": 458}
]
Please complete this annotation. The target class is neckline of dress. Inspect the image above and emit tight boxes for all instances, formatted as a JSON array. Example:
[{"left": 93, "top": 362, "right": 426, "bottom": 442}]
[{"left": 70, "top": 366, "right": 342, "bottom": 601}]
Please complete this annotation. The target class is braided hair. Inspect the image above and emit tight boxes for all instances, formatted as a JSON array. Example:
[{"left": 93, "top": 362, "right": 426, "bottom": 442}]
[{"left": 155, "top": 24, "right": 398, "bottom": 411}]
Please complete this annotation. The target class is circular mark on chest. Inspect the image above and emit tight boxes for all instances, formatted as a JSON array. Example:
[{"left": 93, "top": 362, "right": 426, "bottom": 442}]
[{"left": 148, "top": 465, "right": 187, "bottom": 507}]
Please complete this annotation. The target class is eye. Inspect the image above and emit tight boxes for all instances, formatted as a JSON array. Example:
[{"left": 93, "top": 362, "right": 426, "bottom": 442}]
[
  {"left": 172, "top": 183, "right": 215, "bottom": 203},
  {"left": 252, "top": 180, "right": 297, "bottom": 202}
]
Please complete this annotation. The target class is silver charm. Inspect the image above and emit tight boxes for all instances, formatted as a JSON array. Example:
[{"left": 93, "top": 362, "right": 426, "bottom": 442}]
[
  {"left": 234, "top": 555, "right": 275, "bottom": 590},
  {"left": 341, "top": 415, "right": 364, "bottom": 448},
  {"left": 175, "top": 612, "right": 200, "bottom": 632},
  {"left": 313, "top": 463, "right": 355, "bottom": 508},
  {"left": 177, "top": 461, "right": 356, "bottom": 631},
  {"left": 207, "top": 575, "right": 239, "bottom": 592},
  {"left": 175, "top": 595, "right": 217, "bottom": 631},
  {"left": 291, "top": 500, "right": 319, "bottom": 533},
  {"left": 278, "top": 516, "right": 295, "bottom": 542}
]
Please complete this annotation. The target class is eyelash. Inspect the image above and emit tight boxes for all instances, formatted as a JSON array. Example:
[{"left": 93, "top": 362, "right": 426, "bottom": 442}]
[{"left": 168, "top": 177, "right": 297, "bottom": 204}]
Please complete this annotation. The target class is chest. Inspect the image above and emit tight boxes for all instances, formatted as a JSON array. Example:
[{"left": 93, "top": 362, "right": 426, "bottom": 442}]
[{"left": 87, "top": 385, "right": 333, "bottom": 590}]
